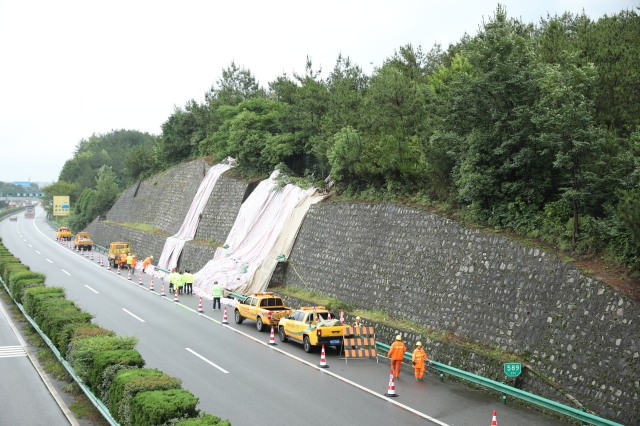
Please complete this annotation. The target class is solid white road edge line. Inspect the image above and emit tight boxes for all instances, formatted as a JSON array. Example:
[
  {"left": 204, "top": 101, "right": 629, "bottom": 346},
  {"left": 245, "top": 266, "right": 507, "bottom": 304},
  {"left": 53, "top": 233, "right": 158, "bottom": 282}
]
[
  {"left": 84, "top": 285, "right": 99, "bottom": 294},
  {"left": 122, "top": 308, "right": 145, "bottom": 323},
  {"left": 185, "top": 348, "right": 229, "bottom": 374},
  {"left": 220, "top": 323, "right": 451, "bottom": 426},
  {"left": 0, "top": 296, "right": 80, "bottom": 426},
  {"left": 61, "top": 269, "right": 71, "bottom": 276}
]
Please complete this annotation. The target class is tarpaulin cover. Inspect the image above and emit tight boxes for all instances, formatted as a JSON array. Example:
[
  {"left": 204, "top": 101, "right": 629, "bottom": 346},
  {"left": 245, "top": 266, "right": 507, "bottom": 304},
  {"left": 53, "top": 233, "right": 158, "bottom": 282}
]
[
  {"left": 156, "top": 159, "right": 234, "bottom": 272},
  {"left": 194, "top": 170, "right": 325, "bottom": 298}
]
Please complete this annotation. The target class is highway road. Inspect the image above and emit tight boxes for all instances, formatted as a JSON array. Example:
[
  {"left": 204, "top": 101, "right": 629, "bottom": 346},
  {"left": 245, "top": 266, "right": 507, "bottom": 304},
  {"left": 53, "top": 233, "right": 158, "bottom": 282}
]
[{"left": 1, "top": 208, "right": 570, "bottom": 426}]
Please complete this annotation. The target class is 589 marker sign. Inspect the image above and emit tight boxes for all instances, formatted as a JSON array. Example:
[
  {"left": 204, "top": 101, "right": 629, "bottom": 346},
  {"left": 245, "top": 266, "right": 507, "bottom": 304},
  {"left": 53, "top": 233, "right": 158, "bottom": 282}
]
[{"left": 504, "top": 362, "right": 522, "bottom": 378}]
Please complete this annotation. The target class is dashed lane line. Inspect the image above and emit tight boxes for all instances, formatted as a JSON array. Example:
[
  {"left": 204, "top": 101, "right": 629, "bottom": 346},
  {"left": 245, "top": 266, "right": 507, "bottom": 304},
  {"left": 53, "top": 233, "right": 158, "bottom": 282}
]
[
  {"left": 61, "top": 269, "right": 71, "bottom": 276},
  {"left": 185, "top": 348, "right": 229, "bottom": 374},
  {"left": 122, "top": 308, "right": 145, "bottom": 323},
  {"left": 84, "top": 285, "right": 99, "bottom": 294}
]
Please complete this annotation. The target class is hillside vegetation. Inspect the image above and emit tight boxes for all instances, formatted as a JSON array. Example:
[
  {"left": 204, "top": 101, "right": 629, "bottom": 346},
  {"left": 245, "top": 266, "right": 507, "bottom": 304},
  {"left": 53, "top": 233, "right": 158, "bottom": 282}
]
[{"left": 52, "top": 6, "right": 640, "bottom": 281}]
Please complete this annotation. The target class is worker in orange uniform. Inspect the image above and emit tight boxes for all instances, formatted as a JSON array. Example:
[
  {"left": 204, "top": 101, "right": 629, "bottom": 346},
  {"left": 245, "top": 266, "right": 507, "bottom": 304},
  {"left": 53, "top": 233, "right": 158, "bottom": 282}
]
[
  {"left": 388, "top": 335, "right": 407, "bottom": 379},
  {"left": 119, "top": 252, "right": 127, "bottom": 268},
  {"left": 412, "top": 341, "right": 429, "bottom": 381},
  {"left": 142, "top": 255, "right": 153, "bottom": 272},
  {"left": 131, "top": 255, "right": 137, "bottom": 270}
]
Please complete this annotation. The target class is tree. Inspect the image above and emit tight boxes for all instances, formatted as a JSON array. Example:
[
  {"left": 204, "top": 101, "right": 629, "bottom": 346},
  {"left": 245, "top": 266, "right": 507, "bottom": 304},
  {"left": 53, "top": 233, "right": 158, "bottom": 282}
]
[
  {"left": 93, "top": 165, "right": 120, "bottom": 216},
  {"left": 533, "top": 52, "right": 603, "bottom": 247}
]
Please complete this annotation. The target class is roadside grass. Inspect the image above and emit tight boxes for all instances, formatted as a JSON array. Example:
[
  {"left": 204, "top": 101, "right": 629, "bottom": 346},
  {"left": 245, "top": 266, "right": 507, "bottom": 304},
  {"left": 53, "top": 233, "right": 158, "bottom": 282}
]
[
  {"left": 102, "top": 221, "right": 170, "bottom": 236},
  {"left": 277, "top": 286, "right": 522, "bottom": 363},
  {"left": 0, "top": 286, "right": 107, "bottom": 424}
]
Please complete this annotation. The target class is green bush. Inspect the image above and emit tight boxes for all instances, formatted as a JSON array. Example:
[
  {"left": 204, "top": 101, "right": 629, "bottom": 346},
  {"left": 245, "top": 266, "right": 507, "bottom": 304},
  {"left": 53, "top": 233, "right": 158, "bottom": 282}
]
[
  {"left": 90, "top": 349, "right": 145, "bottom": 390},
  {"left": 4, "top": 264, "right": 29, "bottom": 284},
  {"left": 119, "top": 373, "right": 182, "bottom": 425},
  {"left": 68, "top": 335, "right": 139, "bottom": 388},
  {"left": 25, "top": 291, "right": 65, "bottom": 318},
  {"left": 35, "top": 299, "right": 76, "bottom": 328},
  {"left": 9, "top": 271, "right": 45, "bottom": 295},
  {"left": 59, "top": 324, "right": 113, "bottom": 358},
  {"left": 23, "top": 286, "right": 65, "bottom": 317},
  {"left": 176, "top": 414, "right": 231, "bottom": 426},
  {"left": 129, "top": 389, "right": 199, "bottom": 426},
  {"left": 0, "top": 257, "right": 20, "bottom": 277},
  {"left": 14, "top": 279, "right": 45, "bottom": 303},
  {"left": 35, "top": 300, "right": 92, "bottom": 350},
  {"left": 109, "top": 369, "right": 164, "bottom": 421},
  {"left": 98, "top": 364, "right": 139, "bottom": 405}
]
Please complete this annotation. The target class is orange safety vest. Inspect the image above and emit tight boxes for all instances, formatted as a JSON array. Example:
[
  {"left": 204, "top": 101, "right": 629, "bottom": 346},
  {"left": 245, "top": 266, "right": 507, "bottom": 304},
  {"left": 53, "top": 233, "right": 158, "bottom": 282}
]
[
  {"left": 412, "top": 348, "right": 427, "bottom": 367},
  {"left": 388, "top": 341, "right": 407, "bottom": 361}
]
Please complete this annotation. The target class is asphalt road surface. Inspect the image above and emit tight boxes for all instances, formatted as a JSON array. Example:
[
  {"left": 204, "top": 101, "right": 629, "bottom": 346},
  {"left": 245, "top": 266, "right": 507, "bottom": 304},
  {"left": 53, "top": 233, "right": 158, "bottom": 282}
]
[{"left": 0, "top": 208, "right": 571, "bottom": 426}]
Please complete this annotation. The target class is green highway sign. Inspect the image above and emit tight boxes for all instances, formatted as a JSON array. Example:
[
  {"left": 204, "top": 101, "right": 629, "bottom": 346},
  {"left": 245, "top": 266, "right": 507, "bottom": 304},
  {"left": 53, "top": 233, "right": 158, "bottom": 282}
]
[{"left": 504, "top": 362, "right": 522, "bottom": 377}]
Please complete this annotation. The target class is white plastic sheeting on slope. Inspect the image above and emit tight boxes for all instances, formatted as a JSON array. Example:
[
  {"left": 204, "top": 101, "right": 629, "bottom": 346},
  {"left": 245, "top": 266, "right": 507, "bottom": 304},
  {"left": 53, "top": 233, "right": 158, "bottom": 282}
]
[
  {"left": 156, "top": 159, "right": 234, "bottom": 272},
  {"left": 193, "top": 170, "right": 325, "bottom": 298}
]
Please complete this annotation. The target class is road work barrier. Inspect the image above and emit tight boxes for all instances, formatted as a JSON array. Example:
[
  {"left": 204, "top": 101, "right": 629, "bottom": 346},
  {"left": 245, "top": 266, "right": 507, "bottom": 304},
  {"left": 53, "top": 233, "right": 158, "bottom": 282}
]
[
  {"left": 375, "top": 341, "right": 623, "bottom": 426},
  {"left": 341, "top": 326, "right": 378, "bottom": 363}
]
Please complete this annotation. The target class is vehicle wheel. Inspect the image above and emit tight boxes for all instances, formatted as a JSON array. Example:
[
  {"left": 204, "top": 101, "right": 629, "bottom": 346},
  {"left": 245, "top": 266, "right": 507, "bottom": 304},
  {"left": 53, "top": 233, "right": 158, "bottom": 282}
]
[
  {"left": 88, "top": 246, "right": 92, "bottom": 251},
  {"left": 279, "top": 327, "right": 288, "bottom": 342},
  {"left": 234, "top": 310, "right": 244, "bottom": 324},
  {"left": 303, "top": 336, "right": 313, "bottom": 353},
  {"left": 256, "top": 316, "right": 264, "bottom": 332}
]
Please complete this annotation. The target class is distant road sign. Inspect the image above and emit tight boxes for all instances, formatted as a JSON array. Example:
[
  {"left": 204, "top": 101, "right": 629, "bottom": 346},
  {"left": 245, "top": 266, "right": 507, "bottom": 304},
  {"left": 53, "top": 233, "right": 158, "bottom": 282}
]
[
  {"left": 504, "top": 362, "right": 522, "bottom": 378},
  {"left": 13, "top": 181, "right": 31, "bottom": 187}
]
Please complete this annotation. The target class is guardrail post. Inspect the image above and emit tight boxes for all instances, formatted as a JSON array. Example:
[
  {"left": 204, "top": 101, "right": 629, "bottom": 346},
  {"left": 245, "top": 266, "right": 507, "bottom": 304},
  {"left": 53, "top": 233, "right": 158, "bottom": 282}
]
[
  {"left": 501, "top": 381, "right": 507, "bottom": 404},
  {"left": 440, "top": 371, "right": 444, "bottom": 382},
  {"left": 581, "top": 407, "right": 588, "bottom": 426}
]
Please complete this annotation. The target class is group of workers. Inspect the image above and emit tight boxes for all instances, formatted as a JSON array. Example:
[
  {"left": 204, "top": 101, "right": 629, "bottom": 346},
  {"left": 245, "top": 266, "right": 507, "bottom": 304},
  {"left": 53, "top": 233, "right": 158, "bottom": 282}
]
[
  {"left": 167, "top": 268, "right": 195, "bottom": 295},
  {"left": 387, "top": 334, "right": 431, "bottom": 381},
  {"left": 119, "top": 253, "right": 154, "bottom": 272}
]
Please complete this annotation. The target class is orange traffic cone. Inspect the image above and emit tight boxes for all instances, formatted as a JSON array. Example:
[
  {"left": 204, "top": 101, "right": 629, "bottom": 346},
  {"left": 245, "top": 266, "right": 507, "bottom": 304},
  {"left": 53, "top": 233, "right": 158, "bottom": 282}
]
[
  {"left": 222, "top": 306, "right": 229, "bottom": 324},
  {"left": 385, "top": 370, "right": 398, "bottom": 397},
  {"left": 90, "top": 251, "right": 94, "bottom": 261},
  {"left": 127, "top": 268, "right": 132, "bottom": 280},
  {"left": 100, "top": 256, "right": 104, "bottom": 267},
  {"left": 198, "top": 296, "right": 203, "bottom": 313},
  {"left": 138, "top": 271, "right": 143, "bottom": 285},
  {"left": 340, "top": 309, "right": 345, "bottom": 324},
  {"left": 117, "top": 264, "right": 121, "bottom": 275},
  {"left": 149, "top": 276, "right": 154, "bottom": 291},
  {"left": 160, "top": 282, "right": 165, "bottom": 296},
  {"left": 173, "top": 289, "right": 179, "bottom": 303},
  {"left": 268, "top": 326, "right": 277, "bottom": 346},
  {"left": 491, "top": 410, "right": 497, "bottom": 426},
  {"left": 318, "top": 344, "right": 329, "bottom": 368}
]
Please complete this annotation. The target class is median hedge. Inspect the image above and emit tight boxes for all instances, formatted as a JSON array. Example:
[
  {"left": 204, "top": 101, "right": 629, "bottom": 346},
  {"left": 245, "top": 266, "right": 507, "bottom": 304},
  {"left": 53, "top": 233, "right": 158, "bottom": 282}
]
[
  {"left": 0, "top": 241, "right": 230, "bottom": 425},
  {"left": 129, "top": 388, "right": 199, "bottom": 426}
]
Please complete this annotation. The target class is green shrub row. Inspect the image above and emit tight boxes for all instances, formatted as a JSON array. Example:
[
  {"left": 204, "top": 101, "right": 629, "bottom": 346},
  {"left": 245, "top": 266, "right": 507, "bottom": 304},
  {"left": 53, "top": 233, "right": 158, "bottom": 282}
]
[{"left": 0, "top": 242, "right": 229, "bottom": 425}]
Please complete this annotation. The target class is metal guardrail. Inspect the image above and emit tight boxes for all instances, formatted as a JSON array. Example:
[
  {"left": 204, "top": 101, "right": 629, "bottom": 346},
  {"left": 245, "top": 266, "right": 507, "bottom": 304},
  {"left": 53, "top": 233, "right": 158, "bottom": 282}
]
[
  {"left": 375, "top": 341, "right": 622, "bottom": 426},
  {"left": 0, "top": 276, "right": 119, "bottom": 426}
]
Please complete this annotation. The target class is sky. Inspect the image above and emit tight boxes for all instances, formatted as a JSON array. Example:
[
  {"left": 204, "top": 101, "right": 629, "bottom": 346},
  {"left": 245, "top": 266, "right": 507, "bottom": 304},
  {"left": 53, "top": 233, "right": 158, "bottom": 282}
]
[{"left": 0, "top": 0, "right": 636, "bottom": 184}]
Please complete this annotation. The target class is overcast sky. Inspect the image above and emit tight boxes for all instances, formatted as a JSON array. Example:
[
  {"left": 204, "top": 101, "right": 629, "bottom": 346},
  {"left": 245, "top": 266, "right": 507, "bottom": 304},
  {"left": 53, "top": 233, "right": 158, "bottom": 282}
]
[{"left": 0, "top": 0, "right": 636, "bottom": 184}]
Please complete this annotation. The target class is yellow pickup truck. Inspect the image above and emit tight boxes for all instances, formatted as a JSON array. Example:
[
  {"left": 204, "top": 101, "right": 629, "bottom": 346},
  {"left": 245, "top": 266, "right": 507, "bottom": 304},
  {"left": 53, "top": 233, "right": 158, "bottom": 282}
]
[
  {"left": 278, "top": 306, "right": 348, "bottom": 352},
  {"left": 74, "top": 232, "right": 93, "bottom": 250},
  {"left": 234, "top": 292, "right": 293, "bottom": 332},
  {"left": 56, "top": 226, "right": 72, "bottom": 241}
]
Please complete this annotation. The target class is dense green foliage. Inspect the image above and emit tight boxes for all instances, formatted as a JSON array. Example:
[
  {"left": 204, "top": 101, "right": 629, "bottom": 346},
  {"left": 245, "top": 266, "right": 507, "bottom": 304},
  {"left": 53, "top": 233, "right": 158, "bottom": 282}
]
[
  {"left": 91, "top": 349, "right": 146, "bottom": 391},
  {"left": 144, "top": 6, "right": 639, "bottom": 271},
  {"left": 67, "top": 335, "right": 139, "bottom": 385},
  {"left": 129, "top": 388, "right": 199, "bottom": 426}
]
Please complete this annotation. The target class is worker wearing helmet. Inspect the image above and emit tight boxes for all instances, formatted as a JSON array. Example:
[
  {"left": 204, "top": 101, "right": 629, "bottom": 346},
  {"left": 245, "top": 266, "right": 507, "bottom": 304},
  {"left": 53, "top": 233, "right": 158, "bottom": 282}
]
[
  {"left": 142, "top": 256, "right": 153, "bottom": 272},
  {"left": 412, "top": 341, "right": 429, "bottom": 381},
  {"left": 126, "top": 253, "right": 133, "bottom": 270},
  {"left": 119, "top": 252, "right": 127, "bottom": 268},
  {"left": 387, "top": 335, "right": 407, "bottom": 379},
  {"left": 352, "top": 316, "right": 362, "bottom": 327},
  {"left": 168, "top": 268, "right": 178, "bottom": 293}
]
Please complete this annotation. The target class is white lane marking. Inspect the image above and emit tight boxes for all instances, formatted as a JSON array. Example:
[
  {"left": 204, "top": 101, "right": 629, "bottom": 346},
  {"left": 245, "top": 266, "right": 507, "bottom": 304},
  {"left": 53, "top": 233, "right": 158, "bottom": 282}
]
[
  {"left": 46, "top": 259, "right": 53, "bottom": 263},
  {"left": 217, "top": 323, "right": 450, "bottom": 425},
  {"left": 0, "top": 345, "right": 27, "bottom": 358},
  {"left": 186, "top": 348, "right": 229, "bottom": 373},
  {"left": 122, "top": 308, "right": 145, "bottom": 323},
  {"left": 36, "top": 250, "right": 40, "bottom": 254},
  {"left": 61, "top": 269, "right": 71, "bottom": 276},
  {"left": 84, "top": 285, "right": 99, "bottom": 294},
  {"left": 28, "top": 244, "right": 32, "bottom": 247},
  {"left": 23, "top": 239, "right": 26, "bottom": 242}
]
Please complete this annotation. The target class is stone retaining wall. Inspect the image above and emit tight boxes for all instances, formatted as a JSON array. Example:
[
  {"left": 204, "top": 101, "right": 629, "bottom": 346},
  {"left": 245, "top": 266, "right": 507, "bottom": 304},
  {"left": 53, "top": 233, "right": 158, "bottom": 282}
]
[{"left": 281, "top": 202, "right": 639, "bottom": 424}]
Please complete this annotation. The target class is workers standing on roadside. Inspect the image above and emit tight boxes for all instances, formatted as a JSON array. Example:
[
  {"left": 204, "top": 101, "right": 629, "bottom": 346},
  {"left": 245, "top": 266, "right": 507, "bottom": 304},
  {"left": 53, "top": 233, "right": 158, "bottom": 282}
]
[
  {"left": 388, "top": 335, "right": 407, "bottom": 379},
  {"left": 119, "top": 252, "right": 126, "bottom": 269},
  {"left": 131, "top": 254, "right": 137, "bottom": 270},
  {"left": 142, "top": 256, "right": 153, "bottom": 272},
  {"left": 183, "top": 270, "right": 194, "bottom": 295},
  {"left": 211, "top": 281, "right": 222, "bottom": 310},
  {"left": 126, "top": 253, "right": 133, "bottom": 270},
  {"left": 175, "top": 270, "right": 184, "bottom": 294},
  {"left": 168, "top": 268, "right": 178, "bottom": 293},
  {"left": 412, "top": 341, "right": 429, "bottom": 381}
]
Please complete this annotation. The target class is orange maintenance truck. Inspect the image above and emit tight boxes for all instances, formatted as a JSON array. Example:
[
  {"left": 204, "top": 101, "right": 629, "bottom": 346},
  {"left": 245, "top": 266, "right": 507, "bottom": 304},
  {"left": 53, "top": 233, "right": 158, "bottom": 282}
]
[{"left": 234, "top": 292, "right": 293, "bottom": 332}]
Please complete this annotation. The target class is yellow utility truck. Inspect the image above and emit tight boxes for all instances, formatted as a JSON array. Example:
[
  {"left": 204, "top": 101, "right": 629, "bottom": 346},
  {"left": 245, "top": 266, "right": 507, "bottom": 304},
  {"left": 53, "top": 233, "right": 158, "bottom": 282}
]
[
  {"left": 74, "top": 232, "right": 93, "bottom": 251},
  {"left": 278, "top": 306, "right": 348, "bottom": 352},
  {"left": 56, "top": 226, "right": 72, "bottom": 241},
  {"left": 234, "top": 292, "right": 293, "bottom": 332},
  {"left": 108, "top": 242, "right": 131, "bottom": 268}
]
